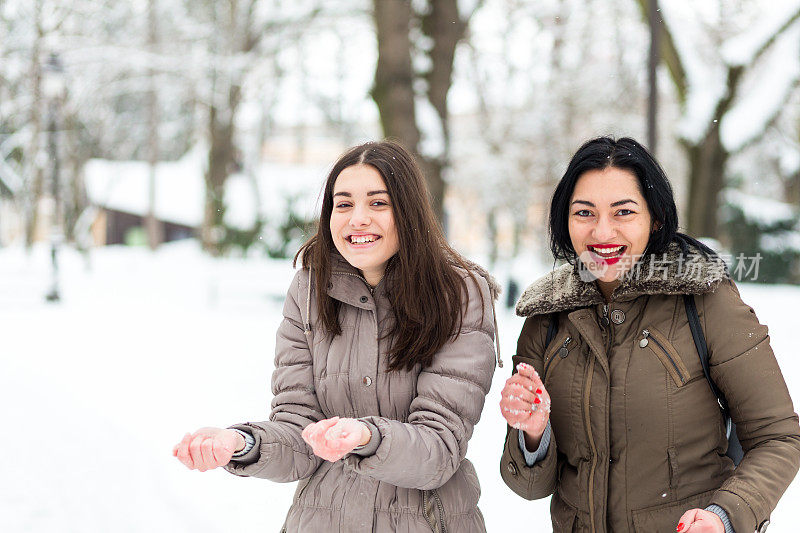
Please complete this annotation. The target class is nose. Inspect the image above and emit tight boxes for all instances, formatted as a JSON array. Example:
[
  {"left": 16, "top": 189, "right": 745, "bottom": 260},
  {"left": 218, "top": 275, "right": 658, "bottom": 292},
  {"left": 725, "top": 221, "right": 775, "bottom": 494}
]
[
  {"left": 349, "top": 203, "right": 371, "bottom": 227},
  {"left": 592, "top": 214, "right": 616, "bottom": 242}
]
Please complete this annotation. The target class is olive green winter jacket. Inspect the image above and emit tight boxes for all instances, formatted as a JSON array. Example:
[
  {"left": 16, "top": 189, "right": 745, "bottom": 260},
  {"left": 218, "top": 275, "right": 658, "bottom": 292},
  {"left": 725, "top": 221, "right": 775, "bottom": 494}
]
[{"left": 501, "top": 244, "right": 800, "bottom": 533}]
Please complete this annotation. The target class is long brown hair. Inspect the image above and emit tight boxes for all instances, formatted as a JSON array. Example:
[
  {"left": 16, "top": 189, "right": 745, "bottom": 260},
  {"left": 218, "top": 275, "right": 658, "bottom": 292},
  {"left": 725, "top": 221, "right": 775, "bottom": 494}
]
[{"left": 295, "top": 140, "right": 481, "bottom": 371}]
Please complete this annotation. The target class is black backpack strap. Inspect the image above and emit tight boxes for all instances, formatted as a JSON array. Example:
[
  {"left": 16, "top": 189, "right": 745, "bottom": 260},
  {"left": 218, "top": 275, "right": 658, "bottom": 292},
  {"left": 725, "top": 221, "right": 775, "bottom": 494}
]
[
  {"left": 683, "top": 294, "right": 744, "bottom": 465},
  {"left": 683, "top": 294, "right": 729, "bottom": 416},
  {"left": 545, "top": 312, "right": 559, "bottom": 347}
]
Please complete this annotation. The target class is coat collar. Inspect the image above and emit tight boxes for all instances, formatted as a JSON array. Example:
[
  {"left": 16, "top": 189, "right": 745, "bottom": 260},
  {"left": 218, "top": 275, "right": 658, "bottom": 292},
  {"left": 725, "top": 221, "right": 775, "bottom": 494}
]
[
  {"left": 515, "top": 242, "right": 729, "bottom": 317},
  {"left": 327, "top": 252, "right": 502, "bottom": 302}
]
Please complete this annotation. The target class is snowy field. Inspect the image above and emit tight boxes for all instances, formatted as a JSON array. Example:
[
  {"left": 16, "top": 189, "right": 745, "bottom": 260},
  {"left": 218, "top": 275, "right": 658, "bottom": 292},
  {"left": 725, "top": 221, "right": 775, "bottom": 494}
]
[{"left": 1, "top": 242, "right": 799, "bottom": 532}]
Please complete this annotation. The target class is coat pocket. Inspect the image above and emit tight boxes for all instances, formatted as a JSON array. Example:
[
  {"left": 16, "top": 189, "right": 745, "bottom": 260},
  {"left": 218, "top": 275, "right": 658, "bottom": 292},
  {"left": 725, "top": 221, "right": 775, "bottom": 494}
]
[
  {"left": 631, "top": 488, "right": 717, "bottom": 532},
  {"left": 667, "top": 446, "right": 679, "bottom": 489},
  {"left": 639, "top": 326, "right": 690, "bottom": 387},
  {"left": 543, "top": 335, "right": 575, "bottom": 382}
]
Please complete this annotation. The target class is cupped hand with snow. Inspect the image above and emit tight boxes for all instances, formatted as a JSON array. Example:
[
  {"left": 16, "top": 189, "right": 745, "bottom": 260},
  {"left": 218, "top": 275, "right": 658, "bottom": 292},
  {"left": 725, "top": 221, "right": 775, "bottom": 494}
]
[
  {"left": 675, "top": 509, "right": 724, "bottom": 533},
  {"left": 301, "top": 417, "right": 371, "bottom": 462},
  {"left": 500, "top": 362, "right": 551, "bottom": 448},
  {"left": 172, "top": 427, "right": 245, "bottom": 472}
]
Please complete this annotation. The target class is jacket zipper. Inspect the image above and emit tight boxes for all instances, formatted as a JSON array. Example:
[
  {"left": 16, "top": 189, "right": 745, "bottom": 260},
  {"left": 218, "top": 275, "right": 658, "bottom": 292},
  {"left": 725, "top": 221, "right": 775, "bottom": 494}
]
[
  {"left": 333, "top": 271, "right": 375, "bottom": 294},
  {"left": 583, "top": 355, "right": 598, "bottom": 533},
  {"left": 544, "top": 336, "right": 572, "bottom": 376},
  {"left": 422, "top": 490, "right": 447, "bottom": 533},
  {"left": 587, "top": 304, "right": 610, "bottom": 533},
  {"left": 641, "top": 329, "right": 686, "bottom": 384},
  {"left": 433, "top": 489, "right": 447, "bottom": 533},
  {"left": 601, "top": 304, "right": 613, "bottom": 352}
]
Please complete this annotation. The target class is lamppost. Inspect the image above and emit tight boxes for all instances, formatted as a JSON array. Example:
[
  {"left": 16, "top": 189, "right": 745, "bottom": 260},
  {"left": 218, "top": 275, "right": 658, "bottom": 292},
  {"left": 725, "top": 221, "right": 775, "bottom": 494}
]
[{"left": 42, "top": 53, "right": 65, "bottom": 303}]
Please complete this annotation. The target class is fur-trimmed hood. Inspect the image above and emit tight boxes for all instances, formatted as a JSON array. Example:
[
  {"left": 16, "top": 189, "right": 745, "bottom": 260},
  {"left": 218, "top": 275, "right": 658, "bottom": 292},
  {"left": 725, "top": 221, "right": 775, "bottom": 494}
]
[{"left": 516, "top": 242, "right": 728, "bottom": 317}]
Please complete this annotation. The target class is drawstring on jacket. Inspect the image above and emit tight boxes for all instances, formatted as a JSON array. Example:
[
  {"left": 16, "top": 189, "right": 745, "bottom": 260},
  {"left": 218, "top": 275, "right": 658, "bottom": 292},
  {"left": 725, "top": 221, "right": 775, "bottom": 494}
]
[
  {"left": 492, "top": 300, "right": 503, "bottom": 368},
  {"left": 304, "top": 269, "right": 312, "bottom": 336}
]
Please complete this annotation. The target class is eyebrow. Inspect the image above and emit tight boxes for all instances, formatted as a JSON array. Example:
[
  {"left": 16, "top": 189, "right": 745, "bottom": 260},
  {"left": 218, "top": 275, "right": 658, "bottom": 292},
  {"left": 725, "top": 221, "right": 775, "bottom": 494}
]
[
  {"left": 571, "top": 199, "right": 639, "bottom": 208},
  {"left": 333, "top": 190, "right": 389, "bottom": 198}
]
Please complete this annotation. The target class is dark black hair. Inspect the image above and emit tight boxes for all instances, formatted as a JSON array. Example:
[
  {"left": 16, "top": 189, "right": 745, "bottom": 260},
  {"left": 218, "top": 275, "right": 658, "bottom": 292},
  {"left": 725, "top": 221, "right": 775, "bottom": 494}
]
[{"left": 549, "top": 136, "right": 716, "bottom": 262}]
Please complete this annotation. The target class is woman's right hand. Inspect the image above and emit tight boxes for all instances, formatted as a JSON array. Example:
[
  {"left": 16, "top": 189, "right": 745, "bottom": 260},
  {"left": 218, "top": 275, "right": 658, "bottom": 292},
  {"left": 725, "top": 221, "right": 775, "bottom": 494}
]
[
  {"left": 500, "top": 362, "right": 551, "bottom": 446},
  {"left": 172, "top": 427, "right": 245, "bottom": 471}
]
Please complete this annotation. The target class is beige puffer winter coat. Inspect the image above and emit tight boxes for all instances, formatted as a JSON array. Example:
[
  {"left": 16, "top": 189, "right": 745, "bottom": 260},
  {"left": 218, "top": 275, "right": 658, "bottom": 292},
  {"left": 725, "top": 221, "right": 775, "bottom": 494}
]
[
  {"left": 225, "top": 254, "right": 498, "bottom": 532},
  {"left": 500, "top": 244, "right": 800, "bottom": 533}
]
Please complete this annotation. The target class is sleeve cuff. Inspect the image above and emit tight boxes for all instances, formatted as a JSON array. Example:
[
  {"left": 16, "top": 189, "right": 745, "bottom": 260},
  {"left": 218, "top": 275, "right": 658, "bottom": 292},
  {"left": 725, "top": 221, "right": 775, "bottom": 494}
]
[
  {"left": 229, "top": 428, "right": 256, "bottom": 461},
  {"left": 706, "top": 504, "right": 735, "bottom": 533},
  {"left": 518, "top": 422, "right": 552, "bottom": 467},
  {"left": 349, "top": 420, "right": 381, "bottom": 457}
]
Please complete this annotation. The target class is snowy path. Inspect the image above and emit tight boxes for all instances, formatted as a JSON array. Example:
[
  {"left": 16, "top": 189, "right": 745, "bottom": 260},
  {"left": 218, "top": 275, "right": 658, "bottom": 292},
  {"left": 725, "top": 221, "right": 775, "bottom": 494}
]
[{"left": 1, "top": 243, "right": 798, "bottom": 532}]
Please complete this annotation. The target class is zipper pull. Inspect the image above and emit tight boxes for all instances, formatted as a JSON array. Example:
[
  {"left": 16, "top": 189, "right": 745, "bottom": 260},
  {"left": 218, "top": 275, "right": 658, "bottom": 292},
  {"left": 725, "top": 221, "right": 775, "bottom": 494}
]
[
  {"left": 558, "top": 336, "right": 572, "bottom": 358},
  {"left": 639, "top": 329, "right": 650, "bottom": 348},
  {"left": 601, "top": 305, "right": 610, "bottom": 327}
]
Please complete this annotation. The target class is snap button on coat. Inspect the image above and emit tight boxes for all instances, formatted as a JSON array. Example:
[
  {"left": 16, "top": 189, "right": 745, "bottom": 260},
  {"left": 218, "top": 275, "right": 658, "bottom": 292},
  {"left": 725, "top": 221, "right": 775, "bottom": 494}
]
[
  {"left": 360, "top": 295, "right": 368, "bottom": 303},
  {"left": 362, "top": 376, "right": 372, "bottom": 386},
  {"left": 611, "top": 309, "right": 625, "bottom": 324},
  {"left": 507, "top": 461, "right": 518, "bottom": 476}
]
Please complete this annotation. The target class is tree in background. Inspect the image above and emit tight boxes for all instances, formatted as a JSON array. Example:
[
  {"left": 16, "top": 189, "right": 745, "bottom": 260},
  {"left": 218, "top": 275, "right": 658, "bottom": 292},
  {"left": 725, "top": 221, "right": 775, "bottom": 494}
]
[
  {"left": 636, "top": 0, "right": 800, "bottom": 238},
  {"left": 371, "top": 0, "right": 483, "bottom": 227},
  {"left": 188, "top": 0, "right": 323, "bottom": 256},
  {"left": 453, "top": 0, "right": 647, "bottom": 264}
]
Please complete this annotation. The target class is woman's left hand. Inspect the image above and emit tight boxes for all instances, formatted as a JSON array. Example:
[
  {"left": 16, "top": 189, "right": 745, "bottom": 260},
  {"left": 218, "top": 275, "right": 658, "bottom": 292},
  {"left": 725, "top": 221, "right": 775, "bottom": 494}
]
[
  {"left": 676, "top": 509, "right": 725, "bottom": 533},
  {"left": 302, "top": 417, "right": 371, "bottom": 462}
]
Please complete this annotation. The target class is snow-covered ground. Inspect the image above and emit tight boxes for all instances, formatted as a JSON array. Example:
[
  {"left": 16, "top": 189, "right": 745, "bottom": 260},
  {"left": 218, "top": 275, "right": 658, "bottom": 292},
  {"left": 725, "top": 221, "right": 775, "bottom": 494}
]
[{"left": 1, "top": 242, "right": 798, "bottom": 532}]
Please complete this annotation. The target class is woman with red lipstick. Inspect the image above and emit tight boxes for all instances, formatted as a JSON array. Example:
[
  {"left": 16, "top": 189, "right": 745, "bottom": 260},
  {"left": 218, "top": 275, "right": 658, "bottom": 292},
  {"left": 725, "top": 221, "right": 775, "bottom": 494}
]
[
  {"left": 499, "top": 137, "right": 800, "bottom": 533},
  {"left": 174, "top": 140, "right": 499, "bottom": 532}
]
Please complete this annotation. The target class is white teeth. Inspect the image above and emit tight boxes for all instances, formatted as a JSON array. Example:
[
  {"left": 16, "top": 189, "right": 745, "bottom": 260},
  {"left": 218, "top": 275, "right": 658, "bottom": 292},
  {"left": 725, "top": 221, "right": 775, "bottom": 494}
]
[
  {"left": 350, "top": 235, "right": 376, "bottom": 244},
  {"left": 591, "top": 245, "right": 623, "bottom": 255}
]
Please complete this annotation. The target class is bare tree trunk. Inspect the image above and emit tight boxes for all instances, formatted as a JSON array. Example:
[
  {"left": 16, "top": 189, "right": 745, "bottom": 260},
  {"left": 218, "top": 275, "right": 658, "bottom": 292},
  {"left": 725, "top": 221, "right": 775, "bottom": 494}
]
[
  {"left": 64, "top": 113, "right": 88, "bottom": 242},
  {"left": 371, "top": 0, "right": 419, "bottom": 150},
  {"left": 784, "top": 169, "right": 800, "bottom": 206},
  {"left": 203, "top": 92, "right": 239, "bottom": 256},
  {"left": 683, "top": 127, "right": 729, "bottom": 237},
  {"left": 647, "top": 0, "right": 660, "bottom": 154},
  {"left": 24, "top": 0, "right": 45, "bottom": 248},
  {"left": 146, "top": 0, "right": 163, "bottom": 250},
  {"left": 683, "top": 65, "right": 742, "bottom": 237},
  {"left": 420, "top": 0, "right": 464, "bottom": 223},
  {"left": 200, "top": 0, "right": 262, "bottom": 255},
  {"left": 785, "top": 120, "right": 800, "bottom": 206},
  {"left": 371, "top": 0, "right": 473, "bottom": 227}
]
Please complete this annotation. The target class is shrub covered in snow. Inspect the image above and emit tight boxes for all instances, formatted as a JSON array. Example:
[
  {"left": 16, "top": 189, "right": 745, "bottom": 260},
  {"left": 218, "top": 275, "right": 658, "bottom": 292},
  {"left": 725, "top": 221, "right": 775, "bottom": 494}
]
[{"left": 721, "top": 189, "right": 800, "bottom": 284}]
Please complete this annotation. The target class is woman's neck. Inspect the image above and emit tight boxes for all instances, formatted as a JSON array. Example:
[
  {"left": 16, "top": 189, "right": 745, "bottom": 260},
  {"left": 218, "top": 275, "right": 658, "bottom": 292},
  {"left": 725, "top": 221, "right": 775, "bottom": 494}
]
[
  {"left": 360, "top": 268, "right": 384, "bottom": 288},
  {"left": 596, "top": 279, "right": 620, "bottom": 302}
]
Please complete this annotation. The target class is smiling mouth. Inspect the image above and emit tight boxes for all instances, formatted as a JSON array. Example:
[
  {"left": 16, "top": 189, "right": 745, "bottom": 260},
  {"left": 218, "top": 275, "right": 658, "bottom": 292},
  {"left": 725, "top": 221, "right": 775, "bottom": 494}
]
[
  {"left": 588, "top": 245, "right": 627, "bottom": 259},
  {"left": 348, "top": 234, "right": 381, "bottom": 245}
]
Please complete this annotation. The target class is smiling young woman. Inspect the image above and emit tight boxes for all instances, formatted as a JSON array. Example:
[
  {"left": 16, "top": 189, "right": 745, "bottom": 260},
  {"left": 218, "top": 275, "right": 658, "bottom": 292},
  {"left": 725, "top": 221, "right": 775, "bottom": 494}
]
[
  {"left": 174, "top": 140, "right": 500, "bottom": 532},
  {"left": 499, "top": 137, "right": 800, "bottom": 533}
]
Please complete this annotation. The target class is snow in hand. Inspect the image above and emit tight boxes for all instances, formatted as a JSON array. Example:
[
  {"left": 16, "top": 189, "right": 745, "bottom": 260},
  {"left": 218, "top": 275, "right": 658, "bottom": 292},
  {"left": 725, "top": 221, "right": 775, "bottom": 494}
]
[{"left": 1, "top": 241, "right": 798, "bottom": 532}]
